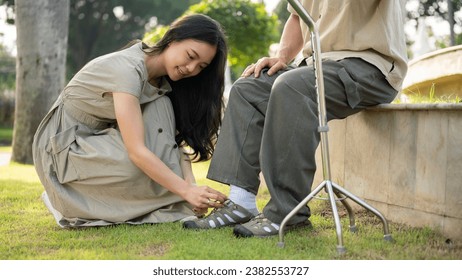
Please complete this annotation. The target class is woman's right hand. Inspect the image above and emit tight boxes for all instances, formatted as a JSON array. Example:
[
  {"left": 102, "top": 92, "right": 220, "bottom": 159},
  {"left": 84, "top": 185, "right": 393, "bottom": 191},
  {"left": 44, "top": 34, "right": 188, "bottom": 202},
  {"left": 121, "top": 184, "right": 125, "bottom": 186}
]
[
  {"left": 241, "top": 57, "right": 288, "bottom": 78},
  {"left": 183, "top": 183, "right": 227, "bottom": 209}
]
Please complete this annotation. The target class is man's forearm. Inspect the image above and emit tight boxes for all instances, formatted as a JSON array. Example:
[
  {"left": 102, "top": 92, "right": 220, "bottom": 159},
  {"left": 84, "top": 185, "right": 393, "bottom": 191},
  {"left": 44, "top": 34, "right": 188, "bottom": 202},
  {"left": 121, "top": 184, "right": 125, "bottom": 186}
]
[{"left": 276, "top": 14, "right": 304, "bottom": 64}]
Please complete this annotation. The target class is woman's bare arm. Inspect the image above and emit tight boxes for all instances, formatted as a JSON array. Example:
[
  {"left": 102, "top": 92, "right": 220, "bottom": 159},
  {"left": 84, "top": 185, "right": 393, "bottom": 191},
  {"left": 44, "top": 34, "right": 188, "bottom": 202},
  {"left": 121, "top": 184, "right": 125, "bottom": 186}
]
[{"left": 113, "top": 92, "right": 226, "bottom": 208}]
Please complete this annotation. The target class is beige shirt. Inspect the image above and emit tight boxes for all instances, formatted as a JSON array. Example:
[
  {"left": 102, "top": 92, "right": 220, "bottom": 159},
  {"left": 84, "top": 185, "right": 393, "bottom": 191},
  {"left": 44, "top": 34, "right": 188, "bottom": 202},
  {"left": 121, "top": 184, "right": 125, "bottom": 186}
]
[
  {"left": 64, "top": 42, "right": 172, "bottom": 120},
  {"left": 32, "top": 42, "right": 191, "bottom": 226},
  {"left": 288, "top": 0, "right": 408, "bottom": 91}
]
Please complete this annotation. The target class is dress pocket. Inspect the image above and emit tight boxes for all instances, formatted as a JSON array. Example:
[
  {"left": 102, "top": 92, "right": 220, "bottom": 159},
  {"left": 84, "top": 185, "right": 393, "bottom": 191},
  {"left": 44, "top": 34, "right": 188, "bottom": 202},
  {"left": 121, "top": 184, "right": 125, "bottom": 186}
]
[{"left": 50, "top": 125, "right": 79, "bottom": 184}]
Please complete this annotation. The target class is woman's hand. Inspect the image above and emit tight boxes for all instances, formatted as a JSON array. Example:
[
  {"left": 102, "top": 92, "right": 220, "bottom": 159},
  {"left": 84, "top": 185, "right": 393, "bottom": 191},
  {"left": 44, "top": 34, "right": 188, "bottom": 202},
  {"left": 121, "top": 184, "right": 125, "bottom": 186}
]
[
  {"left": 241, "top": 57, "right": 288, "bottom": 78},
  {"left": 183, "top": 183, "right": 227, "bottom": 210}
]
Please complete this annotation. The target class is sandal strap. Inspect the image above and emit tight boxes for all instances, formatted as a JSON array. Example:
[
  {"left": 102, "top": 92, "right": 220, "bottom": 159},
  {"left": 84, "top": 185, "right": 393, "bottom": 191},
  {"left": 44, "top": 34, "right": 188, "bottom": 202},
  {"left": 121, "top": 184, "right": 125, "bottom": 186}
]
[
  {"left": 183, "top": 200, "right": 254, "bottom": 229},
  {"left": 203, "top": 200, "right": 253, "bottom": 227},
  {"left": 248, "top": 213, "right": 280, "bottom": 233},
  {"left": 233, "top": 213, "right": 312, "bottom": 237}
]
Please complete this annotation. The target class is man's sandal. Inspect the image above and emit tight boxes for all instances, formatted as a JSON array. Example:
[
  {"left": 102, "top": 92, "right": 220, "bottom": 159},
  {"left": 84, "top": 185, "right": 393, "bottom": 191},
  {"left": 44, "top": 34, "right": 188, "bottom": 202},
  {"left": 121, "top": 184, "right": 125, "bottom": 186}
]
[
  {"left": 233, "top": 213, "right": 312, "bottom": 238},
  {"left": 183, "top": 200, "right": 255, "bottom": 229}
]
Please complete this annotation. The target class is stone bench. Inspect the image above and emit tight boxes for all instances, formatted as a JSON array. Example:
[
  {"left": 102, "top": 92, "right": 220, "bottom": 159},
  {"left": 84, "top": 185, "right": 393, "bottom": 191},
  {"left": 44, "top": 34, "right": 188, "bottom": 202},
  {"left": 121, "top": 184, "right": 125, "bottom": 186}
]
[
  {"left": 312, "top": 103, "right": 462, "bottom": 242},
  {"left": 401, "top": 45, "right": 462, "bottom": 98}
]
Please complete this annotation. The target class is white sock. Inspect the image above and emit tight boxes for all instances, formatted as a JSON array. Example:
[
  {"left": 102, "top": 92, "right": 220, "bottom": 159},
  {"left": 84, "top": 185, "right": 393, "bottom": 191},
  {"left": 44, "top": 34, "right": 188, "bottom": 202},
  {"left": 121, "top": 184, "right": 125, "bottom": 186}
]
[{"left": 229, "top": 185, "right": 259, "bottom": 216}]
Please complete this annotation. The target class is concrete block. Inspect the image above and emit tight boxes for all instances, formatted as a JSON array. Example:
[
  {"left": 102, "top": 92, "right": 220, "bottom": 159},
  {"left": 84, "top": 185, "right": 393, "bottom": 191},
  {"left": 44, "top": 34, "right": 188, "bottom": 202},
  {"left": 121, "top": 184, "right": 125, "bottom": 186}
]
[
  {"left": 446, "top": 112, "right": 462, "bottom": 219},
  {"left": 388, "top": 204, "right": 444, "bottom": 230},
  {"left": 414, "top": 111, "right": 447, "bottom": 215},
  {"left": 388, "top": 111, "right": 418, "bottom": 209},
  {"left": 344, "top": 112, "right": 391, "bottom": 202}
]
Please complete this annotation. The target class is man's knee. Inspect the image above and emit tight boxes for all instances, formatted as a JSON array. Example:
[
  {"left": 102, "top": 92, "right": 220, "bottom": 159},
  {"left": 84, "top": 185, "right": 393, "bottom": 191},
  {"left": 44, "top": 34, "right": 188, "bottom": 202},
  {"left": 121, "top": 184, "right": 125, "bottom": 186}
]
[
  {"left": 228, "top": 73, "right": 274, "bottom": 105},
  {"left": 270, "top": 70, "right": 315, "bottom": 102}
]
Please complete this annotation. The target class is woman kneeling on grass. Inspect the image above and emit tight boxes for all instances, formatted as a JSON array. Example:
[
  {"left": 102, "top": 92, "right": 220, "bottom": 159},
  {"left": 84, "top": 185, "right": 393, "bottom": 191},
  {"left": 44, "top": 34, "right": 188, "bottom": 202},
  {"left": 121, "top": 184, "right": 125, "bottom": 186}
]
[{"left": 33, "top": 14, "right": 228, "bottom": 227}]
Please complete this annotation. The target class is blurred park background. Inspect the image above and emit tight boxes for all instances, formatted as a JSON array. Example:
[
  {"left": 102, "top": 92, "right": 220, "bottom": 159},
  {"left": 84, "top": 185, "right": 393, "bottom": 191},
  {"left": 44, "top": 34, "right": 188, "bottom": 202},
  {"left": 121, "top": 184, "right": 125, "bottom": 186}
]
[
  {"left": 0, "top": 0, "right": 461, "bottom": 165},
  {"left": 1, "top": 1, "right": 462, "bottom": 261}
]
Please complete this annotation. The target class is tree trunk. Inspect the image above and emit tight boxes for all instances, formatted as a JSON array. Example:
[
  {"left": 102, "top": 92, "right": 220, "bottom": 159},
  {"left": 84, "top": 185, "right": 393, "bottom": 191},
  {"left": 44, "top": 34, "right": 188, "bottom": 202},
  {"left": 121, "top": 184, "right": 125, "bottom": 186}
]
[
  {"left": 12, "top": 0, "right": 69, "bottom": 164},
  {"left": 447, "top": 0, "right": 455, "bottom": 46}
]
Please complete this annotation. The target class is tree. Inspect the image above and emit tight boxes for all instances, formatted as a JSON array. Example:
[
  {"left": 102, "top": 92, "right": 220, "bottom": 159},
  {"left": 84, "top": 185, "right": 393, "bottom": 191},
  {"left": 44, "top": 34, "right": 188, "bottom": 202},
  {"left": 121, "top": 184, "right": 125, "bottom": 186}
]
[
  {"left": 12, "top": 0, "right": 69, "bottom": 164},
  {"left": 0, "top": 0, "right": 200, "bottom": 79},
  {"left": 67, "top": 0, "right": 200, "bottom": 78},
  {"left": 146, "top": 0, "right": 279, "bottom": 80},
  {"left": 407, "top": 0, "right": 462, "bottom": 46},
  {"left": 190, "top": 0, "right": 279, "bottom": 79}
]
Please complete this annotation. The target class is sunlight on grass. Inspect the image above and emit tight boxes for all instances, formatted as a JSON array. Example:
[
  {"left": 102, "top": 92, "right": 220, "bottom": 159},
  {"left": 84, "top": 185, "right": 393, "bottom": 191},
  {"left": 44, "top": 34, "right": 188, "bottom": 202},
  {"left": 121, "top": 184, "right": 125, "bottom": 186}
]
[
  {"left": 191, "top": 160, "right": 229, "bottom": 195},
  {"left": 1, "top": 160, "right": 461, "bottom": 260},
  {"left": 0, "top": 146, "right": 11, "bottom": 153},
  {"left": 398, "top": 83, "right": 462, "bottom": 104}
]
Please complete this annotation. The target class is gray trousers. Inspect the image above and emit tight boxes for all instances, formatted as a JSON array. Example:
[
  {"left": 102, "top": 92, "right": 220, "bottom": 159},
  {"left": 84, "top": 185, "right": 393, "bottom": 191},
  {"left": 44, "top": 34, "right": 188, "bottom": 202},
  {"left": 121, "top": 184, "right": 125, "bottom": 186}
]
[{"left": 207, "top": 58, "right": 397, "bottom": 225}]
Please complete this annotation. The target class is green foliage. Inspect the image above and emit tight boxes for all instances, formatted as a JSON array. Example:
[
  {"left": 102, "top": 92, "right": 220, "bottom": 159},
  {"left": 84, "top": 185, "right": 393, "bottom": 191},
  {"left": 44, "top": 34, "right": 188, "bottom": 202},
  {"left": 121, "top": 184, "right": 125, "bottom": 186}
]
[
  {"left": 188, "top": 0, "right": 279, "bottom": 80},
  {"left": 143, "top": 25, "right": 169, "bottom": 45},
  {"left": 66, "top": 0, "right": 200, "bottom": 78},
  {"left": 144, "top": 0, "right": 280, "bottom": 81},
  {"left": 0, "top": 0, "right": 201, "bottom": 79},
  {"left": 0, "top": 45, "right": 15, "bottom": 91},
  {"left": 435, "top": 32, "right": 462, "bottom": 48},
  {"left": 0, "top": 126, "right": 13, "bottom": 145}
]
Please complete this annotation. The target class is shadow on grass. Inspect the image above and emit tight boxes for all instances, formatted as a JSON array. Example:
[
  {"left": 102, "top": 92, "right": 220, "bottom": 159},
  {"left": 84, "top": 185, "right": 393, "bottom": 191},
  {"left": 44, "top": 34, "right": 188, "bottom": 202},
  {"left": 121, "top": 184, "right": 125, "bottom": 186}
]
[{"left": 1, "top": 170, "right": 461, "bottom": 260}]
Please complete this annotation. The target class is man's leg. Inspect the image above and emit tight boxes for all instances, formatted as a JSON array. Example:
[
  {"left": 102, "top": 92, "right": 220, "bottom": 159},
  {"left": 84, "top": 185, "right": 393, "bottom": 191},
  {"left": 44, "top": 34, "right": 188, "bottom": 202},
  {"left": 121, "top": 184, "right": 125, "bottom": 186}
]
[
  {"left": 234, "top": 58, "right": 398, "bottom": 237},
  {"left": 183, "top": 68, "right": 289, "bottom": 229},
  {"left": 207, "top": 69, "right": 285, "bottom": 192}
]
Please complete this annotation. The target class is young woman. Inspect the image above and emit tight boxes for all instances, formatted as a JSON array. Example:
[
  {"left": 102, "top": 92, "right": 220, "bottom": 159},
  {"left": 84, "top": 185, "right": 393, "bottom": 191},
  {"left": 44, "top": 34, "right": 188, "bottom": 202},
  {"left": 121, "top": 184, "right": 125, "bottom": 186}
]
[{"left": 33, "top": 14, "right": 228, "bottom": 227}]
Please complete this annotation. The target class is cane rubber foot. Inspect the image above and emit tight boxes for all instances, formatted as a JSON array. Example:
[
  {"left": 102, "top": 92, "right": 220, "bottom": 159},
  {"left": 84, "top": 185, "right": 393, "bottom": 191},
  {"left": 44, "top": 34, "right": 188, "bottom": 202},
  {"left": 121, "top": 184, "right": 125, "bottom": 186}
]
[
  {"left": 384, "top": 234, "right": 394, "bottom": 243},
  {"left": 349, "top": 225, "right": 357, "bottom": 233},
  {"left": 336, "top": 245, "right": 346, "bottom": 255}
]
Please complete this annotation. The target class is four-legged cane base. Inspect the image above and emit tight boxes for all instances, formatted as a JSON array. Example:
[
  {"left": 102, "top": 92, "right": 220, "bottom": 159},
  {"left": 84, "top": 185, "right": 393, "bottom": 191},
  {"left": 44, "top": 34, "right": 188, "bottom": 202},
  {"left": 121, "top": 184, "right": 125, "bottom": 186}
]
[
  {"left": 277, "top": 179, "right": 394, "bottom": 254},
  {"left": 279, "top": 0, "right": 393, "bottom": 256}
]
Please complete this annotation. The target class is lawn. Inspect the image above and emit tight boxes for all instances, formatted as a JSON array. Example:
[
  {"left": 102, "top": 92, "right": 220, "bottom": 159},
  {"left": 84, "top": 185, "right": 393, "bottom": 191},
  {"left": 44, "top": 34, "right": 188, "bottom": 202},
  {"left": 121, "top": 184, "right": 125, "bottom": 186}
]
[
  {"left": 0, "top": 126, "right": 13, "bottom": 146},
  {"left": 0, "top": 152, "right": 460, "bottom": 261}
]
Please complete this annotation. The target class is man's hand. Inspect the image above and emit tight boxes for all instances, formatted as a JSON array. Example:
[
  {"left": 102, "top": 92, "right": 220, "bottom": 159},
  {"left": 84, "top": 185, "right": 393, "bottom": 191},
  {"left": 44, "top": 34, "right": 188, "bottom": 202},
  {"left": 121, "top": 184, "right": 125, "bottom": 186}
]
[{"left": 241, "top": 57, "right": 288, "bottom": 78}]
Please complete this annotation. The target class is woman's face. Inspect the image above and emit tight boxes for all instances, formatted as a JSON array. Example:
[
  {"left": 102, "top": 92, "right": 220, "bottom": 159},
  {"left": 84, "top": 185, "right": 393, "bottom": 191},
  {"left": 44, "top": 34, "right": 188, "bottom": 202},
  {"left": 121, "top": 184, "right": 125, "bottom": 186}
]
[{"left": 163, "top": 39, "right": 217, "bottom": 81}]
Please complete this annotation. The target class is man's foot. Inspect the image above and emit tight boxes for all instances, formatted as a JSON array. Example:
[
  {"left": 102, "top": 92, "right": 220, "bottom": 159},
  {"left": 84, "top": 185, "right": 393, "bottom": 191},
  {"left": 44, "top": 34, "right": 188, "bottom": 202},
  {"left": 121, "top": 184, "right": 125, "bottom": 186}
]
[
  {"left": 183, "top": 200, "right": 255, "bottom": 229},
  {"left": 233, "top": 213, "right": 312, "bottom": 238}
]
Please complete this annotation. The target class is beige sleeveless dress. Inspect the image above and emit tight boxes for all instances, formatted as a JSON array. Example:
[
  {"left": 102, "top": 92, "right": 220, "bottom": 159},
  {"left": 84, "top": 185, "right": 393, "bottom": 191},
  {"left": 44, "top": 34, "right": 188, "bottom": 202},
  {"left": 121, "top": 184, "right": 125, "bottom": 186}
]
[{"left": 33, "top": 42, "right": 194, "bottom": 227}]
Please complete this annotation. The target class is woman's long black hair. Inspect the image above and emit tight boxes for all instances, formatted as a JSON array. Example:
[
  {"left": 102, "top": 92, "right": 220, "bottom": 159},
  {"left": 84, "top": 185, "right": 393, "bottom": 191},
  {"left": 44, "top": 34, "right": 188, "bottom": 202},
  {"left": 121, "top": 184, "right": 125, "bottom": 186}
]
[{"left": 142, "top": 14, "right": 228, "bottom": 162}]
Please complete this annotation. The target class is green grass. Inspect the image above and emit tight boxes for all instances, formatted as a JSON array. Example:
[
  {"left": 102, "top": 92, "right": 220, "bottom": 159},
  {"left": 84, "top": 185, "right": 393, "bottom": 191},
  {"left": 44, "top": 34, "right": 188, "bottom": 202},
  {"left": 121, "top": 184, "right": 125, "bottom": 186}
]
[
  {"left": 398, "top": 83, "right": 462, "bottom": 104},
  {"left": 0, "top": 126, "right": 13, "bottom": 146},
  {"left": 0, "top": 157, "right": 460, "bottom": 260}
]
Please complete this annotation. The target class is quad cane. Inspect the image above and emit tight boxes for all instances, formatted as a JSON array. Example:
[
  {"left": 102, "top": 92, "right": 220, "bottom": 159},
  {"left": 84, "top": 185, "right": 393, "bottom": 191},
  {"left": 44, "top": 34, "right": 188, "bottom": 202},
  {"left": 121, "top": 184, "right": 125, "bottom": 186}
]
[{"left": 278, "top": 0, "right": 393, "bottom": 254}]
